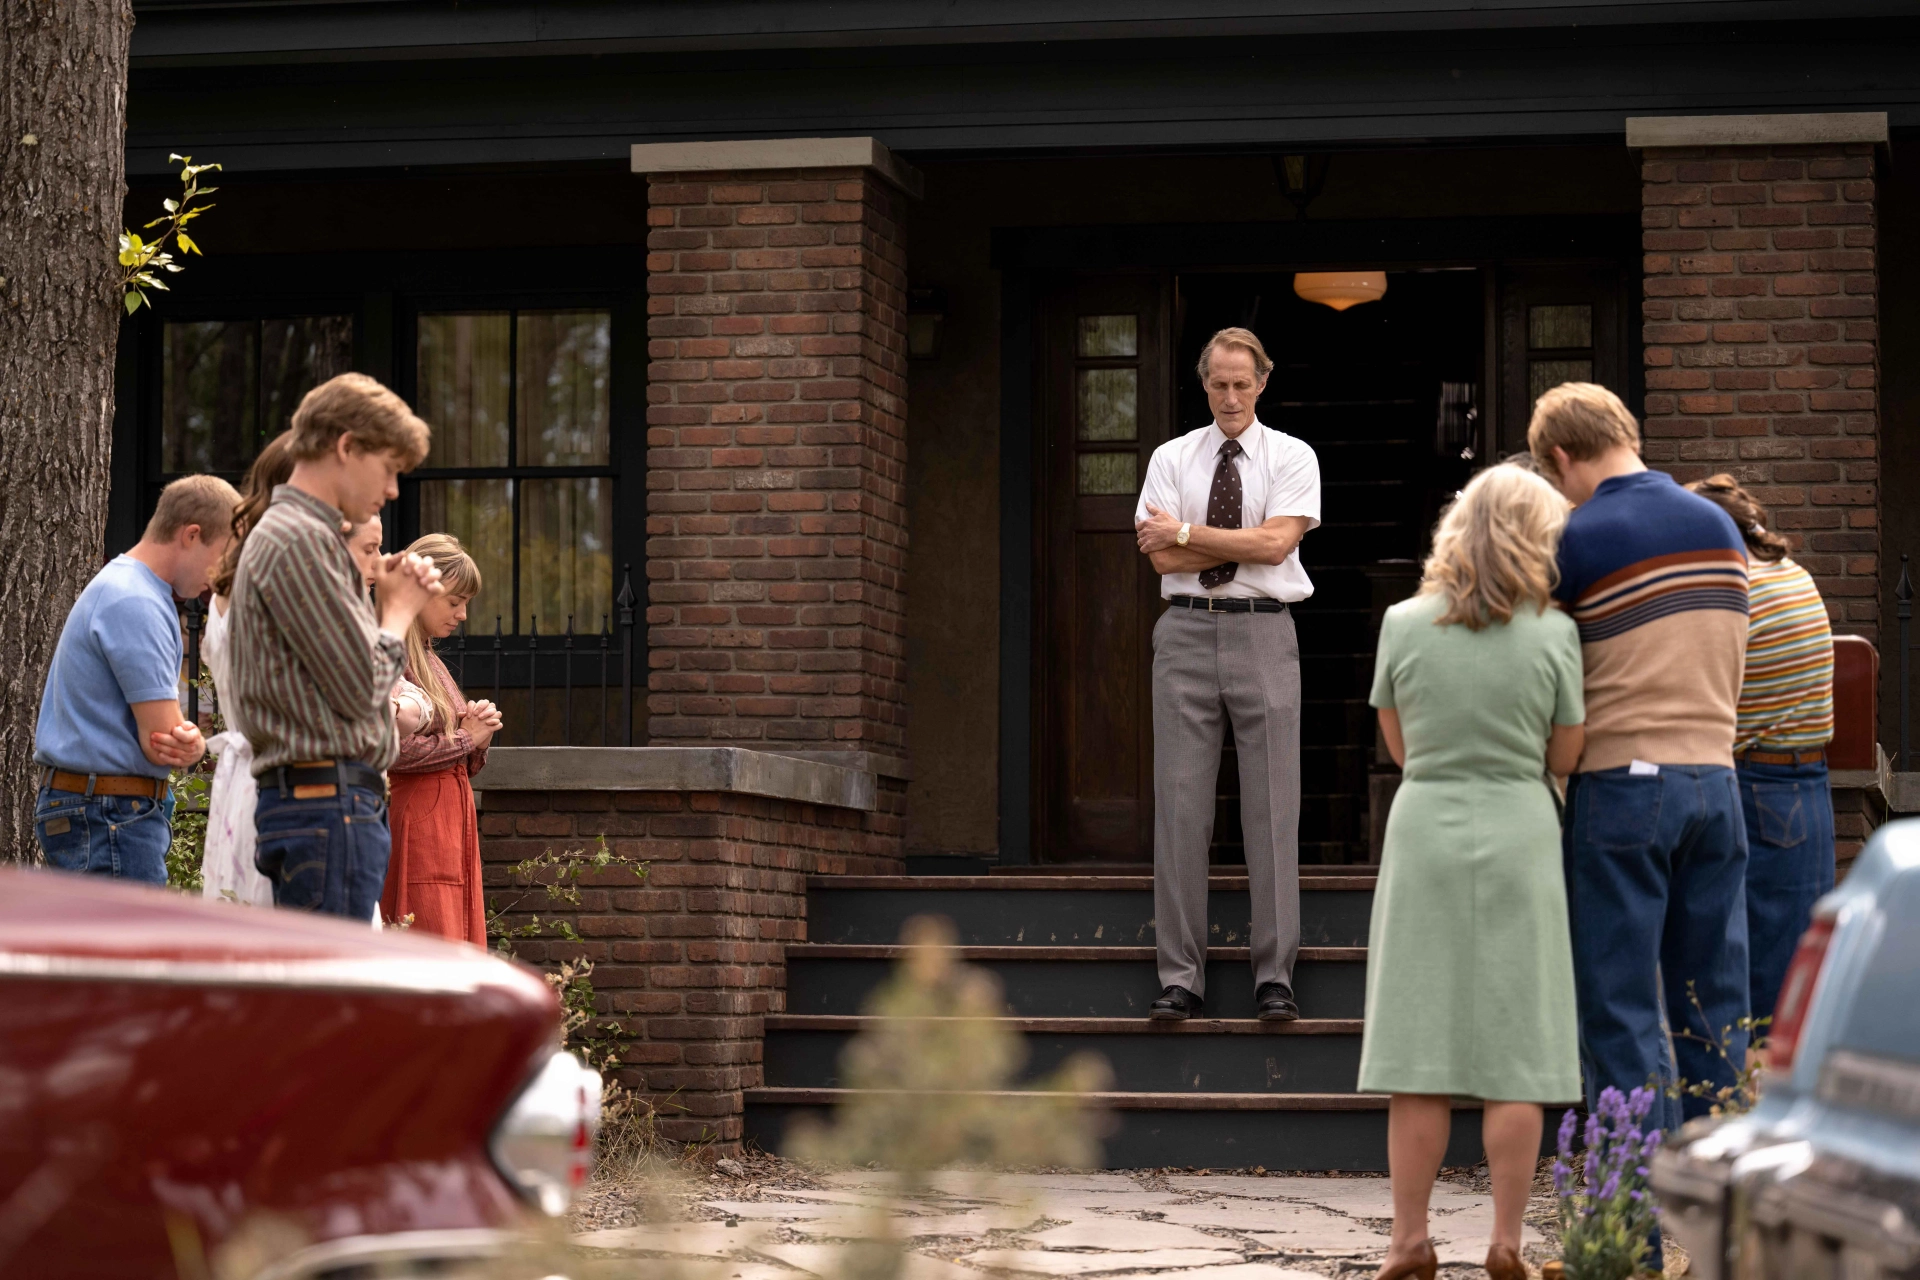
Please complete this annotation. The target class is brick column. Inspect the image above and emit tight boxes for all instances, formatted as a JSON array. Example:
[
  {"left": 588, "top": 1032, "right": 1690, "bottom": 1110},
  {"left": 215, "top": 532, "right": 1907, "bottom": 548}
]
[
  {"left": 640, "top": 139, "right": 913, "bottom": 756},
  {"left": 1638, "top": 122, "right": 1881, "bottom": 640}
]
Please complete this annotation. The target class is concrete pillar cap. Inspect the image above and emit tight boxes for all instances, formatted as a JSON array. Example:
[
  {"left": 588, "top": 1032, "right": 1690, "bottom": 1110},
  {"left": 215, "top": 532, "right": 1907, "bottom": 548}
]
[{"left": 630, "top": 136, "right": 923, "bottom": 198}]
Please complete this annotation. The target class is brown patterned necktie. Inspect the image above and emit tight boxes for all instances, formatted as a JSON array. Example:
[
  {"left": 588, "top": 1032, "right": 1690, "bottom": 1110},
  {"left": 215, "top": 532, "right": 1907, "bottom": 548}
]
[{"left": 1199, "top": 438, "right": 1244, "bottom": 590}]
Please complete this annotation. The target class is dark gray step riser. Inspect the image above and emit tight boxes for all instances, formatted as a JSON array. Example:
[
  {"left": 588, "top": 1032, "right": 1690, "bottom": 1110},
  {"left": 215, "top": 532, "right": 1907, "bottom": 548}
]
[
  {"left": 786, "top": 958, "right": 1368, "bottom": 1020},
  {"left": 745, "top": 1104, "right": 1488, "bottom": 1172},
  {"left": 765, "top": 1030, "right": 1365, "bottom": 1094},
  {"left": 807, "top": 890, "right": 1373, "bottom": 948}
]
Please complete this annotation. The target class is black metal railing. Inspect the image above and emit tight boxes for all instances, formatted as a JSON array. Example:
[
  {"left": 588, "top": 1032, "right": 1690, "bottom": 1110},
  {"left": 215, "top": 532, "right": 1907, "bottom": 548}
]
[{"left": 180, "top": 564, "right": 639, "bottom": 748}]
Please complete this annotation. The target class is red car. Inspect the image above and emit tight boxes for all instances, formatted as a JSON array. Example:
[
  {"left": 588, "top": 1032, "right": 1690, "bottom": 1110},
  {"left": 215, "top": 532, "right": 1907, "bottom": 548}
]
[{"left": 0, "top": 867, "right": 599, "bottom": 1278}]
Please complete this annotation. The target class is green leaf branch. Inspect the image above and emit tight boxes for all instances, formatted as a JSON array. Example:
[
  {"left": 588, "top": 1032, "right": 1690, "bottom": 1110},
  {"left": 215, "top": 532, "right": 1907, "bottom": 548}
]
[{"left": 121, "top": 153, "right": 219, "bottom": 314}]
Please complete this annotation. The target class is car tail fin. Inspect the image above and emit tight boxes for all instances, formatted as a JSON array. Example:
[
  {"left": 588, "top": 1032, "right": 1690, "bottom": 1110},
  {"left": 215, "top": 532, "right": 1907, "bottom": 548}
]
[{"left": 1768, "top": 912, "right": 1837, "bottom": 1074}]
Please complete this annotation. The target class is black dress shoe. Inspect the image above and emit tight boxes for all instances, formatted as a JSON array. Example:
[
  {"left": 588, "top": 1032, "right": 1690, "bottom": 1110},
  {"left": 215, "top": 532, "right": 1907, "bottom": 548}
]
[
  {"left": 1149, "top": 985, "right": 1204, "bottom": 1020},
  {"left": 1256, "top": 982, "right": 1300, "bottom": 1022}
]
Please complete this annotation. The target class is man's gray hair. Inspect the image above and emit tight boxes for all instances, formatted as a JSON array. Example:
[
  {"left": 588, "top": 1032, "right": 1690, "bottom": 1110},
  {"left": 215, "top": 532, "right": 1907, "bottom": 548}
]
[{"left": 1197, "top": 327, "right": 1275, "bottom": 381}]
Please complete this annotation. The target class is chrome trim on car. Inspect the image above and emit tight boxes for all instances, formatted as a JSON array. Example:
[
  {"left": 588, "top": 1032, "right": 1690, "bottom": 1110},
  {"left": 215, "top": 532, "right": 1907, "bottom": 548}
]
[
  {"left": 0, "top": 950, "right": 513, "bottom": 994},
  {"left": 1818, "top": 1049, "right": 1920, "bottom": 1123},
  {"left": 250, "top": 1228, "right": 509, "bottom": 1280},
  {"left": 1750, "top": 1163, "right": 1920, "bottom": 1274}
]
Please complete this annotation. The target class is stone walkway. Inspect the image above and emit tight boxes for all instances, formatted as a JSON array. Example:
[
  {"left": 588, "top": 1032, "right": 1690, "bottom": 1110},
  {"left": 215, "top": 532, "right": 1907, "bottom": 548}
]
[{"left": 575, "top": 1170, "right": 1558, "bottom": 1277}]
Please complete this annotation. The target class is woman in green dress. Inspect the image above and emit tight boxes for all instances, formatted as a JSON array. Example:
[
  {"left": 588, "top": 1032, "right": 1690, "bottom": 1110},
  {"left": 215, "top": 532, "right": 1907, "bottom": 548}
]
[{"left": 1361, "top": 464, "right": 1586, "bottom": 1280}]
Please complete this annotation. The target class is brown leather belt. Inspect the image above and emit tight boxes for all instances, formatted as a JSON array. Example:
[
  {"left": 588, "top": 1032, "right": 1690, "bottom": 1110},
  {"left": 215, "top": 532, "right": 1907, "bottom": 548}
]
[
  {"left": 41, "top": 769, "right": 168, "bottom": 799},
  {"left": 1736, "top": 748, "right": 1826, "bottom": 766}
]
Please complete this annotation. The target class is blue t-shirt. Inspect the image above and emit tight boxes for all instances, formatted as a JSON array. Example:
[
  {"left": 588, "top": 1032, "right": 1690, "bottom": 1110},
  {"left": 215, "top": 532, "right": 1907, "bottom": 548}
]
[{"left": 34, "top": 556, "right": 183, "bottom": 780}]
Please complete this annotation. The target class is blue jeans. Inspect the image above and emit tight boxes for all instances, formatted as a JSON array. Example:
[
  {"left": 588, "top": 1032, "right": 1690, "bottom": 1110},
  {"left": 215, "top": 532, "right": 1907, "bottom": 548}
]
[
  {"left": 253, "top": 782, "right": 390, "bottom": 919},
  {"left": 1564, "top": 765, "right": 1751, "bottom": 1134},
  {"left": 1738, "top": 758, "right": 1835, "bottom": 1023},
  {"left": 34, "top": 782, "right": 176, "bottom": 885}
]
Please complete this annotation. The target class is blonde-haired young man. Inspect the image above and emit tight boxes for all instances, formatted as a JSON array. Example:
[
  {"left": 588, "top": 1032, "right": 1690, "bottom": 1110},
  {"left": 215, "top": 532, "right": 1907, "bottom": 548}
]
[
  {"left": 34, "top": 473, "right": 240, "bottom": 882},
  {"left": 1530, "top": 382, "right": 1752, "bottom": 1140},
  {"left": 229, "top": 373, "right": 445, "bottom": 919}
]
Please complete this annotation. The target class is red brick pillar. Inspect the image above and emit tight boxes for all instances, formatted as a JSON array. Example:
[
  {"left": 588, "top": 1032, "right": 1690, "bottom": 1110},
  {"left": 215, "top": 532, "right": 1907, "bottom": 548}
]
[
  {"left": 638, "top": 140, "right": 914, "bottom": 754},
  {"left": 1637, "top": 117, "right": 1882, "bottom": 640}
]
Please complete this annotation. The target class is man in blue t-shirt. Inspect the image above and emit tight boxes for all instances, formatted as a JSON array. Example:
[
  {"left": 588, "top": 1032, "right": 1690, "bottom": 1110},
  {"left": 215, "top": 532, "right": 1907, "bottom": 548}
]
[{"left": 34, "top": 474, "right": 240, "bottom": 883}]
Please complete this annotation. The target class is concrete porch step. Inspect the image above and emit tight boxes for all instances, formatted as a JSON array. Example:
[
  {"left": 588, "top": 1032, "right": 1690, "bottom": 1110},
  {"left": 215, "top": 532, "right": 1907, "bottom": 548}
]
[
  {"left": 805, "top": 875, "right": 1376, "bottom": 949},
  {"left": 785, "top": 944, "right": 1368, "bottom": 1019},
  {"left": 743, "top": 1088, "right": 1491, "bottom": 1171}
]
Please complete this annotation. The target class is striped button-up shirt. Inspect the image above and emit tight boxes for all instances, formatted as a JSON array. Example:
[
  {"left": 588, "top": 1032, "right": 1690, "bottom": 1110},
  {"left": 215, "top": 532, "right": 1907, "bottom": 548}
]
[{"left": 229, "top": 485, "right": 405, "bottom": 775}]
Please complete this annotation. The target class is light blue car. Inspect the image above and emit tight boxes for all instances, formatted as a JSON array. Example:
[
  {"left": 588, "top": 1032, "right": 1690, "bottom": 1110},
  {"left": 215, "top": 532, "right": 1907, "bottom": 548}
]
[{"left": 1651, "top": 818, "right": 1920, "bottom": 1279}]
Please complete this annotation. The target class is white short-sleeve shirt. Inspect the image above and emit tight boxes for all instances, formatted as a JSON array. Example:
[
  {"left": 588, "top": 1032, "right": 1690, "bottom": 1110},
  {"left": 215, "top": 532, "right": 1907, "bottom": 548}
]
[{"left": 1134, "top": 419, "right": 1321, "bottom": 602}]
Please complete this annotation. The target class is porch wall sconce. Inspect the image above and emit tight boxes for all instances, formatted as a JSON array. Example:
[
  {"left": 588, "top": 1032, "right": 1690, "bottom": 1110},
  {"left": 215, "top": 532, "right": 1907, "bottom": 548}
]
[
  {"left": 907, "top": 286, "right": 946, "bottom": 359},
  {"left": 1293, "top": 271, "right": 1388, "bottom": 311}
]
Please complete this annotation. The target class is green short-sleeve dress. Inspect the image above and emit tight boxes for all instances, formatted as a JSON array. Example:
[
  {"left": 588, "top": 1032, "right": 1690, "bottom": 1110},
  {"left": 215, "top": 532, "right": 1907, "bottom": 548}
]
[{"left": 1356, "top": 592, "right": 1585, "bottom": 1102}]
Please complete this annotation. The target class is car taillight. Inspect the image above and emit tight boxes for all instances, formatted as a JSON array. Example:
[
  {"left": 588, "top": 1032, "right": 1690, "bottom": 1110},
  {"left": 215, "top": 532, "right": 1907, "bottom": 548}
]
[
  {"left": 490, "top": 1050, "right": 602, "bottom": 1216},
  {"left": 1767, "top": 914, "right": 1836, "bottom": 1074}
]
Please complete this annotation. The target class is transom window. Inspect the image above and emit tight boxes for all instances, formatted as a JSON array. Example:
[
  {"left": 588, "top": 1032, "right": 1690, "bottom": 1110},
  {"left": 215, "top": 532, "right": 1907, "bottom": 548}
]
[{"left": 410, "top": 309, "right": 613, "bottom": 636}]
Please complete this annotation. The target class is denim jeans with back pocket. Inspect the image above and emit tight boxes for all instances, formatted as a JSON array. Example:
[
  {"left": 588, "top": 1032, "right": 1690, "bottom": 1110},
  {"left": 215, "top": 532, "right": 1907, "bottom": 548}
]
[
  {"left": 35, "top": 783, "right": 177, "bottom": 885},
  {"left": 1564, "top": 764, "right": 1751, "bottom": 1134},
  {"left": 253, "top": 781, "right": 390, "bottom": 921},
  {"left": 1737, "top": 758, "right": 1835, "bottom": 1022}
]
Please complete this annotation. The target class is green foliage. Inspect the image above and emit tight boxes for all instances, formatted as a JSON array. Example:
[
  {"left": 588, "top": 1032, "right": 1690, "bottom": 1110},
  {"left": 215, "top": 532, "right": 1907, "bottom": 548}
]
[
  {"left": 121, "top": 154, "right": 219, "bottom": 313},
  {"left": 165, "top": 667, "right": 220, "bottom": 893},
  {"left": 786, "top": 914, "right": 1111, "bottom": 1185}
]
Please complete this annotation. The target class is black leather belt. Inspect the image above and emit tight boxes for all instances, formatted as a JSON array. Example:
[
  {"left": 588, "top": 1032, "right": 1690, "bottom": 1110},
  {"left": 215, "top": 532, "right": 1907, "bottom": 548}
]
[
  {"left": 262, "top": 759, "right": 387, "bottom": 801},
  {"left": 1168, "top": 595, "right": 1289, "bottom": 614}
]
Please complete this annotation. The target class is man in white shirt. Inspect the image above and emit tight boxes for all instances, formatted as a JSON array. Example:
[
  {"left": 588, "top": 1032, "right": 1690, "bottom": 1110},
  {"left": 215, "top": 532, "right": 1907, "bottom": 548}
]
[{"left": 1134, "top": 326, "right": 1321, "bottom": 1021}]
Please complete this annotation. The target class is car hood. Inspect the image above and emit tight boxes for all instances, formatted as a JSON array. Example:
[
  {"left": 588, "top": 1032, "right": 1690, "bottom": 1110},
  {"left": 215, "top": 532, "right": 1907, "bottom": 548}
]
[{"left": 0, "top": 867, "right": 551, "bottom": 1000}]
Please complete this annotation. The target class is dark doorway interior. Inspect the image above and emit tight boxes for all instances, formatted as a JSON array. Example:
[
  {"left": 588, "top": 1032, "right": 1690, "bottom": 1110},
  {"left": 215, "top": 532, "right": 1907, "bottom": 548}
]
[{"left": 1174, "top": 269, "right": 1484, "bottom": 864}]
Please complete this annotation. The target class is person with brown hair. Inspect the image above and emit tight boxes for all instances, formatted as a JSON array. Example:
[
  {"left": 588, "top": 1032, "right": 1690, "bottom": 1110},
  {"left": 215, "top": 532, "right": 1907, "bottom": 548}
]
[
  {"left": 228, "top": 372, "right": 446, "bottom": 918},
  {"left": 200, "top": 433, "right": 296, "bottom": 907},
  {"left": 1686, "top": 473, "right": 1836, "bottom": 1021},
  {"left": 1361, "top": 464, "right": 1585, "bottom": 1280},
  {"left": 34, "top": 473, "right": 239, "bottom": 882},
  {"left": 381, "top": 533, "right": 501, "bottom": 944},
  {"left": 1528, "top": 382, "right": 1753, "bottom": 1150}
]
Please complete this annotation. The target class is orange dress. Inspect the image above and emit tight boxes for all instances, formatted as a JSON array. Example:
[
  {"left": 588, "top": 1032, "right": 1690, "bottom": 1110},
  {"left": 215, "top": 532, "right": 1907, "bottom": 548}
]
[{"left": 381, "top": 651, "right": 488, "bottom": 946}]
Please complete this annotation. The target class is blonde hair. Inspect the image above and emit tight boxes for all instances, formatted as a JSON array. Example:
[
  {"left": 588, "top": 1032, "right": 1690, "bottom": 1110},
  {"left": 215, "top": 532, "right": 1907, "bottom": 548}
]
[
  {"left": 289, "top": 372, "right": 431, "bottom": 469},
  {"left": 1418, "top": 464, "right": 1570, "bottom": 629},
  {"left": 1196, "top": 326, "right": 1274, "bottom": 381},
  {"left": 401, "top": 533, "right": 483, "bottom": 733},
  {"left": 147, "top": 474, "right": 242, "bottom": 544},
  {"left": 1527, "top": 382, "right": 1641, "bottom": 480}
]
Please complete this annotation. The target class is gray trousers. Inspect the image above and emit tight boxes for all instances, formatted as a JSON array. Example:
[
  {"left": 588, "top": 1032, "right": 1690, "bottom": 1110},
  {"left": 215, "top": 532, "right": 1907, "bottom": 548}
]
[{"left": 1151, "top": 605, "right": 1302, "bottom": 998}]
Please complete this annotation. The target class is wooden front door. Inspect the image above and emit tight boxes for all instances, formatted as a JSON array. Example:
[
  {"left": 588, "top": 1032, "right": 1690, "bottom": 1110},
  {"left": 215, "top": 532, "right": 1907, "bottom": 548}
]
[{"left": 1034, "top": 273, "right": 1171, "bottom": 863}]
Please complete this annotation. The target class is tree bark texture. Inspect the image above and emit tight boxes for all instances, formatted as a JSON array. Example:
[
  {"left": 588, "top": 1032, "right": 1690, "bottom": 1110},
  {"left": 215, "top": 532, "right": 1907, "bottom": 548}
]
[{"left": 0, "top": 1, "right": 134, "bottom": 860}]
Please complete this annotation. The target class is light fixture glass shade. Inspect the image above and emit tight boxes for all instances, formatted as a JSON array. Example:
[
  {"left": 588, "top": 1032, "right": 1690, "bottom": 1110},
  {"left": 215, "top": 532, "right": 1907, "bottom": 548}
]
[{"left": 1293, "top": 271, "right": 1388, "bottom": 311}]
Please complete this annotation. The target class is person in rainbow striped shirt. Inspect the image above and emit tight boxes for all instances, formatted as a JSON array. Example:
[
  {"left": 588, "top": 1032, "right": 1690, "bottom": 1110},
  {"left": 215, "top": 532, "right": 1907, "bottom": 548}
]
[{"left": 1686, "top": 474, "right": 1836, "bottom": 1025}]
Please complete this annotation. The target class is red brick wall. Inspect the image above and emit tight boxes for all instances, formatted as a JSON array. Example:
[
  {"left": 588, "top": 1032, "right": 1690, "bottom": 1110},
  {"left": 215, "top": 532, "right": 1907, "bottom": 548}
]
[
  {"left": 1641, "top": 143, "right": 1880, "bottom": 640},
  {"left": 482, "top": 786, "right": 902, "bottom": 1148},
  {"left": 644, "top": 167, "right": 910, "bottom": 752}
]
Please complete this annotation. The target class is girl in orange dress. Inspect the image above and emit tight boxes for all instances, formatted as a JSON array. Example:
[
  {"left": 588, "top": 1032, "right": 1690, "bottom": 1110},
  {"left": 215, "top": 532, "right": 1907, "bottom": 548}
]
[{"left": 381, "top": 534, "right": 501, "bottom": 944}]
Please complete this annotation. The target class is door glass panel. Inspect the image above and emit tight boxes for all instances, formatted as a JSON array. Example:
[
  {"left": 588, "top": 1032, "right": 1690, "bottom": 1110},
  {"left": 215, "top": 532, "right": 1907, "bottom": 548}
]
[
  {"left": 517, "top": 310, "right": 612, "bottom": 466},
  {"left": 1078, "top": 452, "right": 1139, "bottom": 495},
  {"left": 417, "top": 478, "right": 512, "bottom": 630},
  {"left": 259, "top": 316, "right": 354, "bottom": 439},
  {"left": 1530, "top": 359, "right": 1594, "bottom": 406},
  {"left": 162, "top": 321, "right": 257, "bottom": 473},
  {"left": 1528, "top": 304, "right": 1593, "bottom": 350},
  {"left": 1077, "top": 314, "right": 1139, "bottom": 358},
  {"left": 520, "top": 477, "right": 612, "bottom": 633},
  {"left": 1077, "top": 368, "right": 1139, "bottom": 441},
  {"left": 417, "top": 312, "right": 510, "bottom": 467}
]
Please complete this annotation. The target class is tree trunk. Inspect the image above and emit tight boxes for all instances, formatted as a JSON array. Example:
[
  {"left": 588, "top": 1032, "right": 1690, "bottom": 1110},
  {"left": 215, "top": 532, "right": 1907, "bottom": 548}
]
[{"left": 0, "top": 1, "right": 134, "bottom": 860}]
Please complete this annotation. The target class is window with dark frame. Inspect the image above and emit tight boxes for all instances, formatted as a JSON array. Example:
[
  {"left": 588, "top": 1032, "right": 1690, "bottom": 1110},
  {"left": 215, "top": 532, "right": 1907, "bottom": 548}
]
[
  {"left": 159, "top": 315, "right": 355, "bottom": 479},
  {"left": 408, "top": 308, "right": 614, "bottom": 640}
]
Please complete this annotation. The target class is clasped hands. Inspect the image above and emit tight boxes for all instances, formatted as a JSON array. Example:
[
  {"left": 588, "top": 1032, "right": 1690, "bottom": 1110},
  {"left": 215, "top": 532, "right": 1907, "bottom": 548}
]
[{"left": 461, "top": 698, "right": 504, "bottom": 749}]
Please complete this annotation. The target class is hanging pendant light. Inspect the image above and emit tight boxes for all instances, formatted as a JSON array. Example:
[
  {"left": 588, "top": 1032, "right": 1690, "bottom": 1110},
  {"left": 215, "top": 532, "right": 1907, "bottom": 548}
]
[{"left": 1293, "top": 271, "right": 1388, "bottom": 311}]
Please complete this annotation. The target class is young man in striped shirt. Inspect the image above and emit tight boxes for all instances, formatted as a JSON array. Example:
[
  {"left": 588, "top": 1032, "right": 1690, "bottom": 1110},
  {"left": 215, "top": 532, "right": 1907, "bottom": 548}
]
[
  {"left": 229, "top": 374, "right": 444, "bottom": 919},
  {"left": 1530, "top": 383, "right": 1752, "bottom": 1137},
  {"left": 1687, "top": 474, "right": 1835, "bottom": 1023}
]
